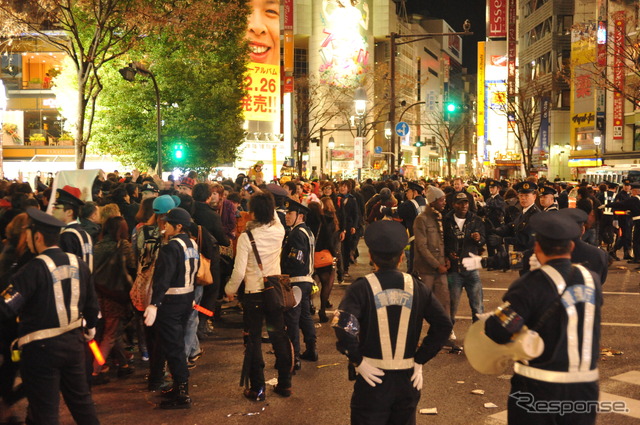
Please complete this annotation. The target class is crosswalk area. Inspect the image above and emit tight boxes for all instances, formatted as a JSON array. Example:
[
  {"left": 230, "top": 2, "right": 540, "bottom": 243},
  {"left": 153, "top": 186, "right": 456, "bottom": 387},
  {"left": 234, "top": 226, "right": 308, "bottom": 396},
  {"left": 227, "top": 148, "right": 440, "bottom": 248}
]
[{"left": 487, "top": 370, "right": 640, "bottom": 423}]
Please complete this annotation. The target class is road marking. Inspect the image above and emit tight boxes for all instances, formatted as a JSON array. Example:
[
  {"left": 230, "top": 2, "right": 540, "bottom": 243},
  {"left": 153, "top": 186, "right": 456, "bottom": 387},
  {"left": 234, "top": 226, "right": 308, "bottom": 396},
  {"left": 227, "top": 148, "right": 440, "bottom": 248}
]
[
  {"left": 612, "top": 371, "right": 640, "bottom": 386},
  {"left": 600, "top": 392, "right": 640, "bottom": 419},
  {"left": 483, "top": 288, "right": 639, "bottom": 296},
  {"left": 455, "top": 316, "right": 640, "bottom": 327},
  {"left": 488, "top": 392, "right": 640, "bottom": 423}
]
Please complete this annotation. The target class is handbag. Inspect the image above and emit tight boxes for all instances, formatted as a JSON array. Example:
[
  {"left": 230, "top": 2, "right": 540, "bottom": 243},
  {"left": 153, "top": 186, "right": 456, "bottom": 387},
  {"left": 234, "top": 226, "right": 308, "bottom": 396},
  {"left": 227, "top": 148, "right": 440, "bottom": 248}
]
[
  {"left": 246, "top": 230, "right": 295, "bottom": 312},
  {"left": 314, "top": 249, "right": 333, "bottom": 268},
  {"left": 130, "top": 225, "right": 160, "bottom": 312},
  {"left": 195, "top": 225, "right": 214, "bottom": 286}
]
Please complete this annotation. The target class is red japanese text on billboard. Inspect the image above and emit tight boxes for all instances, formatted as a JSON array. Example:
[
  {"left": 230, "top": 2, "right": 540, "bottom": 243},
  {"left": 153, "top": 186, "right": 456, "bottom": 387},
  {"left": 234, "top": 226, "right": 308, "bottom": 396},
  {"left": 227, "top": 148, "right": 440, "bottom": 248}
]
[
  {"left": 613, "top": 12, "right": 625, "bottom": 140},
  {"left": 507, "top": 0, "right": 516, "bottom": 98}
]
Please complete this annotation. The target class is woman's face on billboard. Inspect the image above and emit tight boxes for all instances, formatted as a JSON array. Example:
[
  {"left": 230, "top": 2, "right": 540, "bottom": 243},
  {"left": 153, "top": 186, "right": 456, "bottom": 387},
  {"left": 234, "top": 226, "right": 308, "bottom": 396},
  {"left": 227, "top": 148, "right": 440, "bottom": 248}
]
[{"left": 247, "top": 0, "right": 280, "bottom": 66}]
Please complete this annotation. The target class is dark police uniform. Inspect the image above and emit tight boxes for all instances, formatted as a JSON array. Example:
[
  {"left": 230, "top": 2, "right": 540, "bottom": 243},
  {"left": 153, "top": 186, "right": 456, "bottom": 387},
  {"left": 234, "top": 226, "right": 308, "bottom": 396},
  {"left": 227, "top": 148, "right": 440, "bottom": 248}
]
[
  {"left": 266, "top": 183, "right": 289, "bottom": 228},
  {"left": 608, "top": 182, "right": 640, "bottom": 263},
  {"left": 493, "top": 182, "right": 540, "bottom": 275},
  {"left": 612, "top": 181, "right": 632, "bottom": 258},
  {"left": 600, "top": 183, "right": 618, "bottom": 250},
  {"left": 0, "top": 208, "right": 99, "bottom": 425},
  {"left": 281, "top": 199, "right": 317, "bottom": 365},
  {"left": 333, "top": 221, "right": 452, "bottom": 425},
  {"left": 558, "top": 208, "right": 609, "bottom": 285},
  {"left": 539, "top": 186, "right": 558, "bottom": 212},
  {"left": 55, "top": 188, "right": 94, "bottom": 271},
  {"left": 148, "top": 208, "right": 199, "bottom": 408},
  {"left": 484, "top": 179, "right": 506, "bottom": 257},
  {"left": 397, "top": 182, "right": 426, "bottom": 273},
  {"left": 485, "top": 213, "right": 602, "bottom": 425}
]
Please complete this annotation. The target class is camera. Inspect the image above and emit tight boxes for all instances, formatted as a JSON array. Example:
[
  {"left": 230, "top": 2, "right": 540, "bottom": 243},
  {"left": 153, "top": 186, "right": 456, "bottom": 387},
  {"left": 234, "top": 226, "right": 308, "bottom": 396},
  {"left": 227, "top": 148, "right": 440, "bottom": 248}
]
[{"left": 243, "top": 183, "right": 255, "bottom": 194}]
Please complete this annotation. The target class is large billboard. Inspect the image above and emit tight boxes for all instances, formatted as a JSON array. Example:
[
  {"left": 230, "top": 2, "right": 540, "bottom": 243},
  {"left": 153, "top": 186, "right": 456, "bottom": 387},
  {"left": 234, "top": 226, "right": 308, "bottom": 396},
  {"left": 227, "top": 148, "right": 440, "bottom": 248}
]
[
  {"left": 487, "top": 0, "right": 506, "bottom": 39},
  {"left": 319, "top": 0, "right": 370, "bottom": 87},
  {"left": 242, "top": 0, "right": 281, "bottom": 123}
]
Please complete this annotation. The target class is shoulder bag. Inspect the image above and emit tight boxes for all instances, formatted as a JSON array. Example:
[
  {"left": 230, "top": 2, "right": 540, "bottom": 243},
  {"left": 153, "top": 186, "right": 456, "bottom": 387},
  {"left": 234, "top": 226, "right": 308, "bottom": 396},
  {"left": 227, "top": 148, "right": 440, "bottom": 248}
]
[
  {"left": 313, "top": 221, "right": 334, "bottom": 269},
  {"left": 195, "top": 225, "right": 214, "bottom": 286},
  {"left": 246, "top": 230, "right": 295, "bottom": 312},
  {"left": 94, "top": 240, "right": 132, "bottom": 304}
]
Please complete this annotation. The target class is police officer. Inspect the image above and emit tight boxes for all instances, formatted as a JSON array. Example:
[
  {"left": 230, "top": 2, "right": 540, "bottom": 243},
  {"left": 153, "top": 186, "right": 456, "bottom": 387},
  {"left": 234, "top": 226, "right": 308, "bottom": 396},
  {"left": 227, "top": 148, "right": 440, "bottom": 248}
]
[
  {"left": 609, "top": 181, "right": 640, "bottom": 264},
  {"left": 484, "top": 179, "right": 506, "bottom": 258},
  {"left": 612, "top": 179, "right": 633, "bottom": 260},
  {"left": 0, "top": 208, "right": 100, "bottom": 424},
  {"left": 538, "top": 186, "right": 558, "bottom": 211},
  {"left": 282, "top": 199, "right": 318, "bottom": 370},
  {"left": 144, "top": 207, "right": 199, "bottom": 409},
  {"left": 557, "top": 208, "right": 609, "bottom": 285},
  {"left": 333, "top": 220, "right": 452, "bottom": 425},
  {"left": 601, "top": 182, "right": 618, "bottom": 257},
  {"left": 265, "top": 183, "right": 289, "bottom": 228},
  {"left": 490, "top": 181, "right": 540, "bottom": 275},
  {"left": 52, "top": 185, "right": 94, "bottom": 271},
  {"left": 484, "top": 212, "right": 602, "bottom": 425},
  {"left": 397, "top": 182, "right": 426, "bottom": 273}
]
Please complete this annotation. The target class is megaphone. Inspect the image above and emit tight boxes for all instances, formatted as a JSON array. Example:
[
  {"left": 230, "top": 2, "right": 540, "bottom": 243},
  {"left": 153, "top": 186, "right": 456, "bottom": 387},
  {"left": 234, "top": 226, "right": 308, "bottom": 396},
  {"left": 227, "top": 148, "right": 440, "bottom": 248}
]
[
  {"left": 292, "top": 286, "right": 303, "bottom": 308},
  {"left": 464, "top": 317, "right": 545, "bottom": 375}
]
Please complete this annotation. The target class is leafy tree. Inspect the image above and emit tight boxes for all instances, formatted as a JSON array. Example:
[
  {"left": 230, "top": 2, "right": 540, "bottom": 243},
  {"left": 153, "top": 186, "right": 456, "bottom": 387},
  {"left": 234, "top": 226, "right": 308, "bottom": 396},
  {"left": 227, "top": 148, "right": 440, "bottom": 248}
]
[
  {"left": 422, "top": 107, "right": 470, "bottom": 178},
  {"left": 92, "top": 11, "right": 250, "bottom": 172}
]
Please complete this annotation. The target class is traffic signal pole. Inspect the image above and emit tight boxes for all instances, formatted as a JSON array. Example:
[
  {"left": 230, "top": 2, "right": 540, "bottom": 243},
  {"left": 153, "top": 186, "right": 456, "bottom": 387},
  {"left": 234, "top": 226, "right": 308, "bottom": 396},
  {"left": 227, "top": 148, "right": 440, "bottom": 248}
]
[{"left": 387, "top": 29, "right": 472, "bottom": 175}]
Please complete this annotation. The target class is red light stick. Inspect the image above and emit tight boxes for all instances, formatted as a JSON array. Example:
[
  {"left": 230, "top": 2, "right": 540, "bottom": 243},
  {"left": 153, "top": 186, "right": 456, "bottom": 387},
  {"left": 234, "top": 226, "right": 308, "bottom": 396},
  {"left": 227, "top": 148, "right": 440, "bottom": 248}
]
[
  {"left": 193, "top": 304, "right": 213, "bottom": 317},
  {"left": 89, "top": 340, "right": 105, "bottom": 365}
]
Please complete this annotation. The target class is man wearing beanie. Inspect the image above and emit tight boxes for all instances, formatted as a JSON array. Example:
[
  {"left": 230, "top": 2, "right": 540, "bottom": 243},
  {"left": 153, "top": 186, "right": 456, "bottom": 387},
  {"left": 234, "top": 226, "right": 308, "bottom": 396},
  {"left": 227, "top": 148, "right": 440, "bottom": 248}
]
[{"left": 413, "top": 186, "right": 452, "bottom": 326}]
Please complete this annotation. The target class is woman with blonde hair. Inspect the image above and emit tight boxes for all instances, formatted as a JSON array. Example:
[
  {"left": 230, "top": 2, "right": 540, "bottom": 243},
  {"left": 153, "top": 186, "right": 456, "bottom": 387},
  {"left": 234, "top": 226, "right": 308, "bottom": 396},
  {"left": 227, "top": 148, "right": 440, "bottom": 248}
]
[{"left": 100, "top": 203, "right": 121, "bottom": 223}]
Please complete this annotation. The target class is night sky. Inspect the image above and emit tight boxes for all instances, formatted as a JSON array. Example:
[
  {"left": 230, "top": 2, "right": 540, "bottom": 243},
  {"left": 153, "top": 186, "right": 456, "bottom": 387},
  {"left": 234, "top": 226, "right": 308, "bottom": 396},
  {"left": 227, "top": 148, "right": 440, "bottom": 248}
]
[{"left": 408, "top": 0, "right": 486, "bottom": 73}]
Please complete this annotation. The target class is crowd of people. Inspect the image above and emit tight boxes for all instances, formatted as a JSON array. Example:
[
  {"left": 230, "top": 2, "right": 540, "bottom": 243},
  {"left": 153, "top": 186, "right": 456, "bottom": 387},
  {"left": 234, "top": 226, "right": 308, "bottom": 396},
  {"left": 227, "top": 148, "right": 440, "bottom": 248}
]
[{"left": 0, "top": 168, "right": 636, "bottom": 424}]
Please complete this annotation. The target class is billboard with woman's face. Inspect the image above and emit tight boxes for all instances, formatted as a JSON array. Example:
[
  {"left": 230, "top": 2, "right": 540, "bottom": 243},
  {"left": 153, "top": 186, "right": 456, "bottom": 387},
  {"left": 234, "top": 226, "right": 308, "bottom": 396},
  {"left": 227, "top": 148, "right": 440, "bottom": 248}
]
[{"left": 242, "top": 0, "right": 281, "bottom": 123}]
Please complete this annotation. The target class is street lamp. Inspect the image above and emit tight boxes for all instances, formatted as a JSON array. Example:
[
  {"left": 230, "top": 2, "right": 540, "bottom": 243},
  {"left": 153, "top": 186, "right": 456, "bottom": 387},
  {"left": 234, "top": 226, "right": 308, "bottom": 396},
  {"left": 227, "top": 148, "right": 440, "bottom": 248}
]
[
  {"left": 328, "top": 136, "right": 335, "bottom": 179},
  {"left": 354, "top": 87, "right": 367, "bottom": 180},
  {"left": 593, "top": 130, "right": 602, "bottom": 167},
  {"left": 119, "top": 62, "right": 163, "bottom": 176}
]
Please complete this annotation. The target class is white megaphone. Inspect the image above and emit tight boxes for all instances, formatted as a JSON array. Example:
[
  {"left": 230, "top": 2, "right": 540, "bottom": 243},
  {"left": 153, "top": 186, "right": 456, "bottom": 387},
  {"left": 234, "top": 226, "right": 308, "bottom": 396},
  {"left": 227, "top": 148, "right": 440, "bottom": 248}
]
[
  {"left": 292, "top": 286, "right": 303, "bottom": 308},
  {"left": 464, "top": 316, "right": 545, "bottom": 375}
]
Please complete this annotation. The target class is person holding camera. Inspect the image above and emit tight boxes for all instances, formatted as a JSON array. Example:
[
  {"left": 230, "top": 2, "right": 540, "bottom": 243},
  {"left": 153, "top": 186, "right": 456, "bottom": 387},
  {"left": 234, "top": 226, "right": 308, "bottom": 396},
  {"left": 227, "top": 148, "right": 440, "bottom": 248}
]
[{"left": 443, "top": 193, "right": 486, "bottom": 328}]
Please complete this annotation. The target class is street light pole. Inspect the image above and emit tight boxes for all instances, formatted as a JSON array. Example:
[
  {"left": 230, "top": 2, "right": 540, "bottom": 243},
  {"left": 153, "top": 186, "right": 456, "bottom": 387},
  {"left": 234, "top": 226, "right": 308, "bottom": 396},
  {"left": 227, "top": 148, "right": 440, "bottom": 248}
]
[
  {"left": 354, "top": 87, "right": 367, "bottom": 181},
  {"left": 119, "top": 62, "right": 163, "bottom": 176},
  {"left": 328, "top": 136, "right": 335, "bottom": 179}
]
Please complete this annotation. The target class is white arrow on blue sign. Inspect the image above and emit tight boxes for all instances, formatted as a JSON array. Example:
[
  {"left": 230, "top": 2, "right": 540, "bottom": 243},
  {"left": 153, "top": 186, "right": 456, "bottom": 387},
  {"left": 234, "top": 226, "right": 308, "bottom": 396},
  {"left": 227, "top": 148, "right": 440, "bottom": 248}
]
[{"left": 395, "top": 121, "right": 410, "bottom": 137}]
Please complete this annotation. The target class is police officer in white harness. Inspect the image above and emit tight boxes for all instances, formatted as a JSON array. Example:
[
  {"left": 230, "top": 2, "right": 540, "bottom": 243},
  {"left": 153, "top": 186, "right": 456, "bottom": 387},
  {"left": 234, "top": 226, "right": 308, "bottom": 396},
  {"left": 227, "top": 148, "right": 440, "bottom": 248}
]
[
  {"left": 0, "top": 208, "right": 99, "bottom": 424},
  {"left": 333, "top": 220, "right": 452, "bottom": 425},
  {"left": 144, "top": 207, "right": 199, "bottom": 409},
  {"left": 52, "top": 185, "right": 94, "bottom": 272},
  {"left": 483, "top": 212, "right": 602, "bottom": 424}
]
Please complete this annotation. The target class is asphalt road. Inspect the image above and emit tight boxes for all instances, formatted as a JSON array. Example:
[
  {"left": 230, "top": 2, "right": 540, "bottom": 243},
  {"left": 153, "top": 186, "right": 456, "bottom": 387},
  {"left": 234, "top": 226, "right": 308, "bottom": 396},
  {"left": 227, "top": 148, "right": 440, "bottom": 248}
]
[{"left": 12, "top": 240, "right": 640, "bottom": 425}]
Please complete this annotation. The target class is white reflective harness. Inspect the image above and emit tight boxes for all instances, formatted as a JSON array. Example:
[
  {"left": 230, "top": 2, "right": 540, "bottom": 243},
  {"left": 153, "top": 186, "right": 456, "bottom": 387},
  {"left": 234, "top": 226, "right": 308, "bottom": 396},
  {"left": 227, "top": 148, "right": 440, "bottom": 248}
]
[
  {"left": 603, "top": 192, "right": 615, "bottom": 215},
  {"left": 169, "top": 238, "right": 199, "bottom": 295},
  {"left": 410, "top": 199, "right": 426, "bottom": 216},
  {"left": 289, "top": 226, "right": 315, "bottom": 284},
  {"left": 362, "top": 273, "right": 415, "bottom": 370},
  {"left": 13, "top": 253, "right": 83, "bottom": 348},
  {"left": 62, "top": 227, "right": 93, "bottom": 271},
  {"left": 514, "top": 264, "right": 598, "bottom": 383}
]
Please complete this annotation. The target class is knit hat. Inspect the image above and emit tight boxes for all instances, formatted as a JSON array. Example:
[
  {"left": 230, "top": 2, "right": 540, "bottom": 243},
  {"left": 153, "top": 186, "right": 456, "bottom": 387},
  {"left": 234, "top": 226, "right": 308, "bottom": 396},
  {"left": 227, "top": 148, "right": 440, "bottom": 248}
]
[{"left": 425, "top": 186, "right": 445, "bottom": 204}]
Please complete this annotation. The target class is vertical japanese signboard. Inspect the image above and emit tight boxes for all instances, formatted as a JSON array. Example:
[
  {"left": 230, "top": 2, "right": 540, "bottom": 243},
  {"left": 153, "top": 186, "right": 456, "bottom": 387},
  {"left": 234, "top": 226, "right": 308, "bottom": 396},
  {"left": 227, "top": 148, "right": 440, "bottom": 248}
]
[
  {"left": 540, "top": 97, "right": 550, "bottom": 154},
  {"left": 487, "top": 0, "right": 506, "bottom": 39},
  {"left": 506, "top": 0, "right": 516, "bottom": 100},
  {"left": 612, "top": 12, "right": 625, "bottom": 140},
  {"left": 477, "top": 42, "right": 486, "bottom": 162},
  {"left": 570, "top": 24, "right": 596, "bottom": 147},
  {"left": 354, "top": 137, "right": 364, "bottom": 168},
  {"left": 243, "top": 0, "right": 281, "bottom": 123}
]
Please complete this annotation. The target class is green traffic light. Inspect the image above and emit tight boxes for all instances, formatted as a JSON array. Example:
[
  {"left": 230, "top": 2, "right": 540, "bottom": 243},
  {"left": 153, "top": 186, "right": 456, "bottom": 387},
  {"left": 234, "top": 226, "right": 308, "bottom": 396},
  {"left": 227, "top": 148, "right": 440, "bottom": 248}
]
[
  {"left": 414, "top": 140, "right": 425, "bottom": 147},
  {"left": 446, "top": 103, "right": 456, "bottom": 112},
  {"left": 174, "top": 143, "right": 184, "bottom": 159}
]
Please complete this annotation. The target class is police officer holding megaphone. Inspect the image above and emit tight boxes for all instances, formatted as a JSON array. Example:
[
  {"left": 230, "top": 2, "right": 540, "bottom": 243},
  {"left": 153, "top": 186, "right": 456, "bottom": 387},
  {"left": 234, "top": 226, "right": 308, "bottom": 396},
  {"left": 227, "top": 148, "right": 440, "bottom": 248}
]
[{"left": 463, "top": 212, "right": 603, "bottom": 425}]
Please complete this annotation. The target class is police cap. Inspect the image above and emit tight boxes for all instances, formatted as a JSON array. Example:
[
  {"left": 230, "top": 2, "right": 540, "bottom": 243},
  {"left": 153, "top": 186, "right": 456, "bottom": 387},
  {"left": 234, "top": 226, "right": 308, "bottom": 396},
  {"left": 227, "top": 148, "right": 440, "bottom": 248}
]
[
  {"left": 530, "top": 211, "right": 581, "bottom": 241},
  {"left": 364, "top": 220, "right": 408, "bottom": 255},
  {"left": 165, "top": 207, "right": 192, "bottom": 227},
  {"left": 56, "top": 185, "right": 84, "bottom": 207},
  {"left": 538, "top": 186, "right": 557, "bottom": 196},
  {"left": 27, "top": 207, "right": 65, "bottom": 233},
  {"left": 453, "top": 192, "right": 469, "bottom": 203},
  {"left": 407, "top": 182, "right": 424, "bottom": 193},
  {"left": 266, "top": 183, "right": 289, "bottom": 198},
  {"left": 283, "top": 198, "right": 309, "bottom": 215},
  {"left": 558, "top": 207, "right": 588, "bottom": 226},
  {"left": 623, "top": 179, "right": 631, "bottom": 186},
  {"left": 485, "top": 179, "right": 499, "bottom": 188},
  {"left": 513, "top": 181, "right": 538, "bottom": 194},
  {"left": 606, "top": 182, "right": 619, "bottom": 189}
]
